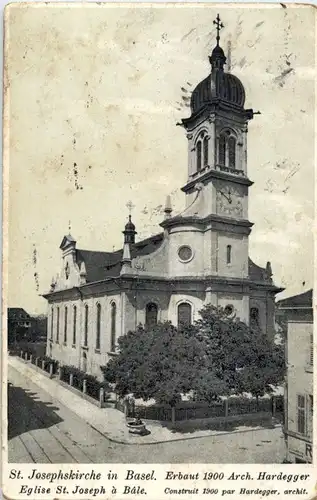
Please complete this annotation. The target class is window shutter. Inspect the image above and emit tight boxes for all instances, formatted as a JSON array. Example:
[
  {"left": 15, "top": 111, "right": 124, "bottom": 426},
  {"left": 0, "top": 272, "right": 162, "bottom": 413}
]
[{"left": 297, "top": 394, "right": 306, "bottom": 435}]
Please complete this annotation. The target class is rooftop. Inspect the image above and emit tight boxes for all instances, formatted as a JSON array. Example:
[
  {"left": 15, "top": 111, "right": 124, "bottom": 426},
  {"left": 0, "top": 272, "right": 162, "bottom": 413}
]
[{"left": 277, "top": 289, "right": 313, "bottom": 309}]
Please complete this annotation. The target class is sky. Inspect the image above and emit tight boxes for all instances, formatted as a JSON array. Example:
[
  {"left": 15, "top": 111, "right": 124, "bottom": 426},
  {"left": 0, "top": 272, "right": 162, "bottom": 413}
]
[{"left": 5, "top": 4, "right": 315, "bottom": 314}]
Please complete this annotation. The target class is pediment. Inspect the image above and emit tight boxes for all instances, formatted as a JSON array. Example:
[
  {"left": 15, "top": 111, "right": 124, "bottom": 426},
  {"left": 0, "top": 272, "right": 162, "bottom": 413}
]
[{"left": 59, "top": 234, "right": 76, "bottom": 250}]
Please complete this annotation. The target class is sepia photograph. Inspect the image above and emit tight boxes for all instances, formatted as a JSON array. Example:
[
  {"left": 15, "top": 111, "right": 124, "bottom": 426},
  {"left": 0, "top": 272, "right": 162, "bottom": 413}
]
[{"left": 4, "top": 3, "right": 314, "bottom": 467}]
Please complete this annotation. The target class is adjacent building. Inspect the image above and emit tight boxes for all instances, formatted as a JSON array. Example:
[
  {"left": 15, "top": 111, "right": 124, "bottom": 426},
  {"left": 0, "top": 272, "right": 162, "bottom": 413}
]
[
  {"left": 277, "top": 289, "right": 313, "bottom": 464},
  {"left": 43, "top": 17, "right": 282, "bottom": 378},
  {"left": 7, "top": 308, "right": 31, "bottom": 345}
]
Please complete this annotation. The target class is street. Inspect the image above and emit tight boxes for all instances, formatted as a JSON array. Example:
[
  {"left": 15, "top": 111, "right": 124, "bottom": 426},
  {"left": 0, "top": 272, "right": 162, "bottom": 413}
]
[{"left": 8, "top": 365, "right": 285, "bottom": 463}]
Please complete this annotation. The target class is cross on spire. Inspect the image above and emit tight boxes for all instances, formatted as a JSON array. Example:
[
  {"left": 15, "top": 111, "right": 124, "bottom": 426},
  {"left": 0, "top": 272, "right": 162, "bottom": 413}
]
[
  {"left": 126, "top": 200, "right": 135, "bottom": 216},
  {"left": 213, "top": 14, "right": 224, "bottom": 46}
]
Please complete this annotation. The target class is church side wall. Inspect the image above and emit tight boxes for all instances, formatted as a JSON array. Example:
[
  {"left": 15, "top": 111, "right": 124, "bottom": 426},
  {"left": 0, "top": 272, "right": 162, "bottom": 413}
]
[
  {"left": 168, "top": 227, "right": 205, "bottom": 277},
  {"left": 217, "top": 232, "right": 248, "bottom": 278},
  {"left": 168, "top": 293, "right": 205, "bottom": 325},
  {"left": 217, "top": 292, "right": 249, "bottom": 324},
  {"left": 47, "top": 293, "right": 121, "bottom": 380}
]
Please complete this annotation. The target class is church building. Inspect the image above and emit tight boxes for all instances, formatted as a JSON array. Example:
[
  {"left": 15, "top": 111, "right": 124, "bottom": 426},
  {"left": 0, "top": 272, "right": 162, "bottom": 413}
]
[{"left": 44, "top": 16, "right": 282, "bottom": 379}]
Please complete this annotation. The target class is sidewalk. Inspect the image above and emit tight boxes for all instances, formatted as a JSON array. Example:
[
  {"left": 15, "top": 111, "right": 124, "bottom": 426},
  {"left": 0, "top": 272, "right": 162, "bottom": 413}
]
[{"left": 8, "top": 355, "right": 281, "bottom": 445}]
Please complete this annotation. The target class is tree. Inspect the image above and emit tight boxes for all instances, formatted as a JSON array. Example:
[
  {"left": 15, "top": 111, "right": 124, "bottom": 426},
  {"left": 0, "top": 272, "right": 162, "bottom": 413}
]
[
  {"left": 192, "top": 305, "right": 285, "bottom": 401},
  {"left": 102, "top": 305, "right": 285, "bottom": 409},
  {"left": 102, "top": 321, "right": 206, "bottom": 408}
]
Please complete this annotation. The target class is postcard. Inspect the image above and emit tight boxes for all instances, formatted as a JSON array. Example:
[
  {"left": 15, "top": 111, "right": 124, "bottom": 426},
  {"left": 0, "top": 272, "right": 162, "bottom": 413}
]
[{"left": 2, "top": 3, "right": 316, "bottom": 499}]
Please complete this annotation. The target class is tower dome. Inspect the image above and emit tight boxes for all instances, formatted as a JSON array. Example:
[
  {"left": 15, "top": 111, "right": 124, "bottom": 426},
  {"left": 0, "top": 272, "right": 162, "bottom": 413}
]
[
  {"left": 125, "top": 215, "right": 135, "bottom": 232},
  {"left": 190, "top": 14, "right": 246, "bottom": 116},
  {"left": 123, "top": 214, "right": 137, "bottom": 244}
]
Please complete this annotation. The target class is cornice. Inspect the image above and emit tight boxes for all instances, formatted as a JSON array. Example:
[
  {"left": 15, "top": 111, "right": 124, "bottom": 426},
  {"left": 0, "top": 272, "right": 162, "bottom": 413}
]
[
  {"left": 160, "top": 213, "right": 253, "bottom": 234},
  {"left": 42, "top": 274, "right": 283, "bottom": 301},
  {"left": 182, "top": 101, "right": 253, "bottom": 129},
  {"left": 181, "top": 168, "right": 253, "bottom": 192}
]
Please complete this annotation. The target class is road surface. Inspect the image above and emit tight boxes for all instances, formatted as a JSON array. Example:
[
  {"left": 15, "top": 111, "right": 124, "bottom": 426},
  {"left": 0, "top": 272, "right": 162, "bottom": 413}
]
[{"left": 8, "top": 365, "right": 285, "bottom": 463}]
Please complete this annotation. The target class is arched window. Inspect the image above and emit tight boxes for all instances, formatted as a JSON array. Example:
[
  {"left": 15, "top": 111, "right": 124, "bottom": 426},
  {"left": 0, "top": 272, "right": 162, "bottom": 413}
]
[
  {"left": 84, "top": 304, "right": 88, "bottom": 347},
  {"left": 250, "top": 307, "right": 260, "bottom": 329},
  {"left": 203, "top": 136, "right": 209, "bottom": 167},
  {"left": 145, "top": 303, "right": 158, "bottom": 328},
  {"left": 177, "top": 302, "right": 192, "bottom": 327},
  {"left": 228, "top": 136, "right": 236, "bottom": 168},
  {"left": 218, "top": 134, "right": 226, "bottom": 165},
  {"left": 64, "top": 306, "right": 68, "bottom": 344},
  {"left": 56, "top": 307, "right": 60, "bottom": 343},
  {"left": 196, "top": 141, "right": 202, "bottom": 171},
  {"left": 50, "top": 307, "right": 54, "bottom": 340},
  {"left": 110, "top": 302, "right": 117, "bottom": 352},
  {"left": 72, "top": 306, "right": 77, "bottom": 346},
  {"left": 226, "top": 245, "right": 232, "bottom": 264},
  {"left": 218, "top": 131, "right": 237, "bottom": 168},
  {"left": 96, "top": 303, "right": 101, "bottom": 351}
]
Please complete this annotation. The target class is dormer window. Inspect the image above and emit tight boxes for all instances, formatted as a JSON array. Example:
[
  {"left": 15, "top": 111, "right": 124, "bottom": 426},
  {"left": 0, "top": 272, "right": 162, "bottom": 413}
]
[
  {"left": 218, "top": 130, "right": 237, "bottom": 168},
  {"left": 195, "top": 131, "right": 209, "bottom": 172}
]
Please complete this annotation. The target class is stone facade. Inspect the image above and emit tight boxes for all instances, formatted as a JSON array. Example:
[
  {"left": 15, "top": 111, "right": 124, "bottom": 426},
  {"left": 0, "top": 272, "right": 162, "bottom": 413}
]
[
  {"left": 43, "top": 27, "right": 282, "bottom": 380},
  {"left": 277, "top": 290, "right": 313, "bottom": 464}
]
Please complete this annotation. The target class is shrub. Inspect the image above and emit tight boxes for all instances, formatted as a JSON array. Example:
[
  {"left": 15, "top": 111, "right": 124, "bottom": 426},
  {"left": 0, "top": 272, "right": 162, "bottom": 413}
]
[{"left": 61, "top": 364, "right": 110, "bottom": 401}]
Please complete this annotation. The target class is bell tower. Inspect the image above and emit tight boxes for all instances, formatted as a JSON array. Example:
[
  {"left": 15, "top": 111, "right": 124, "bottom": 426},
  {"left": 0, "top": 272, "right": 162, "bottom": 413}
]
[
  {"left": 161, "top": 15, "right": 260, "bottom": 285},
  {"left": 181, "top": 14, "right": 256, "bottom": 222}
]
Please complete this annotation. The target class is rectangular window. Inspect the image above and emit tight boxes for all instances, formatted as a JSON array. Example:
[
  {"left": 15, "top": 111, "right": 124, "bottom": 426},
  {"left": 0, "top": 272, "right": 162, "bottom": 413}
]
[
  {"left": 226, "top": 245, "right": 232, "bottom": 264},
  {"left": 307, "top": 395, "right": 313, "bottom": 439},
  {"left": 297, "top": 394, "right": 306, "bottom": 435}
]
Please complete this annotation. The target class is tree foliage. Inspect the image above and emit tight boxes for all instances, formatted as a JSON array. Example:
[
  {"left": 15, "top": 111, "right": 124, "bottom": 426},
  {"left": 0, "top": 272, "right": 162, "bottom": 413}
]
[
  {"left": 193, "top": 305, "right": 285, "bottom": 400},
  {"left": 102, "top": 322, "right": 205, "bottom": 406},
  {"left": 102, "top": 305, "right": 285, "bottom": 406}
]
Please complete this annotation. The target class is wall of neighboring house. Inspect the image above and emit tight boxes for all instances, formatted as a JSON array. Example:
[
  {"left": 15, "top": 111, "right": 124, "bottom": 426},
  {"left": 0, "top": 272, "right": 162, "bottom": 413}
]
[{"left": 285, "top": 319, "right": 313, "bottom": 463}]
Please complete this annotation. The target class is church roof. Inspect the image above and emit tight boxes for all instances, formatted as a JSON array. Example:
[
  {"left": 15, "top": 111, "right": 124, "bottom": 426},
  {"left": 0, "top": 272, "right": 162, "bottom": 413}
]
[
  {"left": 190, "top": 71, "right": 245, "bottom": 116},
  {"left": 277, "top": 289, "right": 313, "bottom": 309},
  {"left": 8, "top": 308, "right": 30, "bottom": 320},
  {"left": 188, "top": 15, "right": 246, "bottom": 118},
  {"left": 76, "top": 233, "right": 165, "bottom": 282},
  {"left": 75, "top": 232, "right": 270, "bottom": 285}
]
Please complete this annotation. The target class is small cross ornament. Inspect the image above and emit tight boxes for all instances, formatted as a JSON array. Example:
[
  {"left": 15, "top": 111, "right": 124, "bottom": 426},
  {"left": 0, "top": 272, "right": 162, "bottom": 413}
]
[
  {"left": 213, "top": 14, "right": 224, "bottom": 45},
  {"left": 126, "top": 200, "right": 135, "bottom": 216}
]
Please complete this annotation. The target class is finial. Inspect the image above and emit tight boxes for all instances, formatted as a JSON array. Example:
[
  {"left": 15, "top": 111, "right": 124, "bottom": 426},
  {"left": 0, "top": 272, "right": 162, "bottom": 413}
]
[
  {"left": 164, "top": 195, "right": 172, "bottom": 219},
  {"left": 123, "top": 205, "right": 137, "bottom": 244},
  {"left": 213, "top": 14, "right": 224, "bottom": 47},
  {"left": 126, "top": 200, "right": 135, "bottom": 216},
  {"left": 209, "top": 14, "right": 226, "bottom": 71},
  {"left": 68, "top": 220, "right": 71, "bottom": 233}
]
